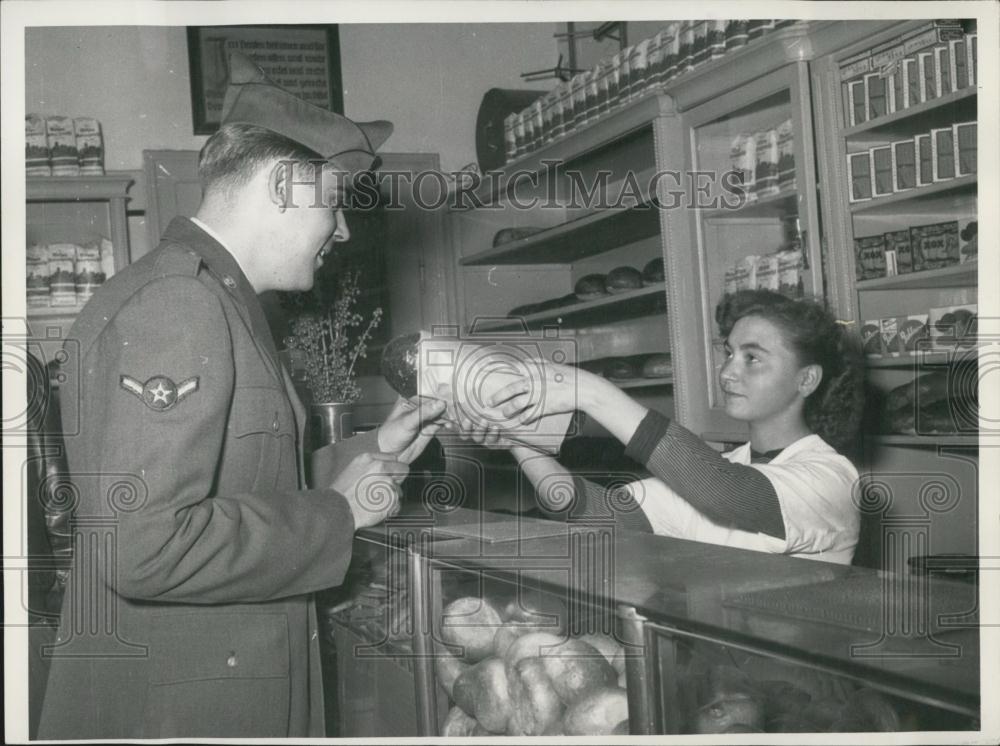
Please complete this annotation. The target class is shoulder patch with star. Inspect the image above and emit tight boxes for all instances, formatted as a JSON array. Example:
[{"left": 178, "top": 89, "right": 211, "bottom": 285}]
[{"left": 120, "top": 374, "right": 199, "bottom": 411}]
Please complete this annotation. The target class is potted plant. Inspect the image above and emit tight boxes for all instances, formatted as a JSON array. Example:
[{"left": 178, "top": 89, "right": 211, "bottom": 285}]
[{"left": 284, "top": 270, "right": 383, "bottom": 445}]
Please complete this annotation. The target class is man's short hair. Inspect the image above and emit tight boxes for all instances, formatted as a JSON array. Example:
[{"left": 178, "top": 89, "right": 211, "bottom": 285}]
[{"left": 198, "top": 123, "right": 324, "bottom": 194}]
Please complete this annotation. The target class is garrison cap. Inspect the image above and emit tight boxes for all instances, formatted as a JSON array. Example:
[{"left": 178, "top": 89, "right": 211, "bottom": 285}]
[{"left": 220, "top": 51, "right": 392, "bottom": 177}]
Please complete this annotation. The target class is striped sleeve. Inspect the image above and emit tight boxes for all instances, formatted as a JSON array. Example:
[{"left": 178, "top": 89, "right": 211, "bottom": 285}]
[
  {"left": 624, "top": 410, "right": 786, "bottom": 539},
  {"left": 535, "top": 474, "right": 653, "bottom": 533}
]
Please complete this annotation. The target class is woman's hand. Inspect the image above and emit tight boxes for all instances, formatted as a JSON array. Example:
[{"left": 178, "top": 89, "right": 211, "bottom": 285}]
[
  {"left": 488, "top": 361, "right": 601, "bottom": 423},
  {"left": 445, "top": 413, "right": 513, "bottom": 450}
]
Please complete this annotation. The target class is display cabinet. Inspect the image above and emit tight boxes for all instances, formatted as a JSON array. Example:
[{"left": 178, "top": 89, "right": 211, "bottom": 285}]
[{"left": 26, "top": 174, "right": 133, "bottom": 340}]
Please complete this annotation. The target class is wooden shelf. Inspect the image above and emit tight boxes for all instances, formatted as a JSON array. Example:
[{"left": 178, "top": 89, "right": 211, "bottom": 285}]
[
  {"left": 460, "top": 199, "right": 660, "bottom": 266},
  {"left": 864, "top": 350, "right": 975, "bottom": 368},
  {"left": 868, "top": 434, "right": 978, "bottom": 447},
  {"left": 27, "top": 305, "right": 84, "bottom": 318},
  {"left": 27, "top": 173, "right": 133, "bottom": 201},
  {"left": 843, "top": 87, "right": 977, "bottom": 140},
  {"left": 849, "top": 174, "right": 977, "bottom": 215},
  {"left": 613, "top": 376, "right": 673, "bottom": 390},
  {"left": 856, "top": 261, "right": 977, "bottom": 290},
  {"left": 701, "top": 188, "right": 798, "bottom": 221},
  {"left": 473, "top": 283, "right": 666, "bottom": 333}
]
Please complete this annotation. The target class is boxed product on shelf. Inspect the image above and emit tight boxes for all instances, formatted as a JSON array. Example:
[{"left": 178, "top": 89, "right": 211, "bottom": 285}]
[
  {"left": 75, "top": 242, "right": 106, "bottom": 303},
  {"left": 931, "top": 126, "right": 956, "bottom": 181},
  {"left": 47, "top": 243, "right": 79, "bottom": 306},
  {"left": 967, "top": 32, "right": 977, "bottom": 86},
  {"left": 26, "top": 114, "right": 51, "bottom": 176},
  {"left": 854, "top": 234, "right": 886, "bottom": 280},
  {"left": 74, "top": 117, "right": 104, "bottom": 175},
  {"left": 934, "top": 46, "right": 952, "bottom": 97},
  {"left": 883, "top": 229, "right": 914, "bottom": 274},
  {"left": 847, "top": 151, "right": 872, "bottom": 202},
  {"left": 870, "top": 145, "right": 893, "bottom": 197},
  {"left": 953, "top": 121, "right": 976, "bottom": 176},
  {"left": 692, "top": 20, "right": 708, "bottom": 67},
  {"left": 899, "top": 314, "right": 930, "bottom": 354},
  {"left": 960, "top": 220, "right": 977, "bottom": 263},
  {"left": 910, "top": 220, "right": 959, "bottom": 271},
  {"left": 730, "top": 131, "right": 757, "bottom": 197},
  {"left": 950, "top": 37, "right": 969, "bottom": 90},
  {"left": 902, "top": 57, "right": 921, "bottom": 109},
  {"left": 503, "top": 113, "right": 516, "bottom": 161},
  {"left": 733, "top": 254, "right": 759, "bottom": 290},
  {"left": 777, "top": 249, "right": 804, "bottom": 298},
  {"left": 707, "top": 20, "right": 727, "bottom": 60},
  {"left": 755, "top": 253, "right": 780, "bottom": 291},
  {"left": 880, "top": 317, "right": 903, "bottom": 357},
  {"left": 776, "top": 119, "right": 795, "bottom": 189},
  {"left": 929, "top": 303, "right": 977, "bottom": 350},
  {"left": 891, "top": 139, "right": 917, "bottom": 191},
  {"left": 723, "top": 267, "right": 738, "bottom": 296},
  {"left": 918, "top": 51, "right": 937, "bottom": 103},
  {"left": 865, "top": 73, "right": 888, "bottom": 120},
  {"left": 754, "top": 128, "right": 780, "bottom": 196},
  {"left": 27, "top": 244, "right": 51, "bottom": 307},
  {"left": 45, "top": 116, "right": 80, "bottom": 176},
  {"left": 888, "top": 70, "right": 903, "bottom": 113},
  {"left": 861, "top": 320, "right": 882, "bottom": 357},
  {"left": 847, "top": 78, "right": 866, "bottom": 126},
  {"left": 915, "top": 133, "right": 934, "bottom": 186}
]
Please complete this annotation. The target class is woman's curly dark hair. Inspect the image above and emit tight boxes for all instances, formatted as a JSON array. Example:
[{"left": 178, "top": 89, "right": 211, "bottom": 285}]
[{"left": 715, "top": 289, "right": 865, "bottom": 454}]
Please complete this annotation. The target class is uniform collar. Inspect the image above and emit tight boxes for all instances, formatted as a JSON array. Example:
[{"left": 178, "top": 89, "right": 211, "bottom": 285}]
[{"left": 162, "top": 216, "right": 283, "bottom": 378}]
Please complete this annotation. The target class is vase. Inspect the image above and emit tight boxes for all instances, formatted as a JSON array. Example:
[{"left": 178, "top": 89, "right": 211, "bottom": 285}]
[{"left": 310, "top": 401, "right": 355, "bottom": 447}]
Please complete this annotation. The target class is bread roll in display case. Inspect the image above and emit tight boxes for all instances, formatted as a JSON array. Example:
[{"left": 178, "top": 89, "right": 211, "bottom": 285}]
[{"left": 323, "top": 508, "right": 978, "bottom": 736}]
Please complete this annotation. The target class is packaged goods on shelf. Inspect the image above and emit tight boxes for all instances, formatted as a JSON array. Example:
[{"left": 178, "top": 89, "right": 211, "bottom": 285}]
[
  {"left": 910, "top": 220, "right": 959, "bottom": 271},
  {"left": 950, "top": 37, "right": 969, "bottom": 90},
  {"left": 584, "top": 70, "right": 599, "bottom": 122},
  {"left": 503, "top": 114, "right": 517, "bottom": 161},
  {"left": 605, "top": 266, "right": 643, "bottom": 294},
  {"left": 854, "top": 234, "right": 887, "bottom": 280},
  {"left": 929, "top": 304, "right": 977, "bottom": 350},
  {"left": 847, "top": 151, "right": 872, "bottom": 202},
  {"left": 724, "top": 20, "right": 749, "bottom": 50},
  {"left": 753, "top": 128, "right": 780, "bottom": 196},
  {"left": 931, "top": 126, "right": 956, "bottom": 181},
  {"left": 692, "top": 20, "right": 708, "bottom": 67},
  {"left": 571, "top": 73, "right": 588, "bottom": 129},
  {"left": 888, "top": 70, "right": 903, "bottom": 113},
  {"left": 846, "top": 79, "right": 866, "bottom": 126},
  {"left": 865, "top": 73, "right": 888, "bottom": 120},
  {"left": 967, "top": 33, "right": 977, "bottom": 86},
  {"left": 891, "top": 139, "right": 917, "bottom": 191},
  {"left": 899, "top": 314, "right": 930, "bottom": 354},
  {"left": 730, "top": 132, "right": 758, "bottom": 198},
  {"left": 755, "top": 253, "right": 780, "bottom": 291},
  {"left": 628, "top": 40, "right": 651, "bottom": 101},
  {"left": 777, "top": 249, "right": 804, "bottom": 298},
  {"left": 776, "top": 119, "right": 795, "bottom": 190},
  {"left": 934, "top": 46, "right": 952, "bottom": 97},
  {"left": 27, "top": 244, "right": 51, "bottom": 307},
  {"left": 47, "top": 243, "right": 79, "bottom": 306},
  {"left": 678, "top": 22, "right": 694, "bottom": 75},
  {"left": 902, "top": 57, "right": 921, "bottom": 109},
  {"left": 861, "top": 320, "right": 882, "bottom": 357},
  {"left": 707, "top": 20, "right": 727, "bottom": 60},
  {"left": 733, "top": 254, "right": 759, "bottom": 291},
  {"left": 917, "top": 51, "right": 937, "bottom": 103},
  {"left": 724, "top": 267, "right": 737, "bottom": 296},
  {"left": 45, "top": 116, "right": 80, "bottom": 176},
  {"left": 880, "top": 317, "right": 903, "bottom": 357},
  {"left": 953, "top": 121, "right": 976, "bottom": 176},
  {"left": 883, "top": 229, "right": 914, "bottom": 274},
  {"left": 26, "top": 114, "right": 51, "bottom": 176},
  {"left": 75, "top": 242, "right": 106, "bottom": 303},
  {"left": 915, "top": 133, "right": 933, "bottom": 186},
  {"left": 74, "top": 117, "right": 104, "bottom": 175},
  {"left": 870, "top": 145, "right": 893, "bottom": 197}
]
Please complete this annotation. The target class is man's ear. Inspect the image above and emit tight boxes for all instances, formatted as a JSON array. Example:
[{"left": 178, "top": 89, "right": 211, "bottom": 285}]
[
  {"left": 267, "top": 160, "right": 291, "bottom": 211},
  {"left": 798, "top": 364, "right": 823, "bottom": 398}
]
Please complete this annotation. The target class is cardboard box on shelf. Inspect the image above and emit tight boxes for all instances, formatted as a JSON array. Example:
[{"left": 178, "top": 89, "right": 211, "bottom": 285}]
[
  {"left": 902, "top": 57, "right": 920, "bottom": 109},
  {"left": 880, "top": 317, "right": 903, "bottom": 357},
  {"left": 888, "top": 71, "right": 904, "bottom": 113},
  {"left": 967, "top": 33, "right": 977, "bottom": 86},
  {"left": 899, "top": 314, "right": 930, "bottom": 355},
  {"left": 47, "top": 243, "right": 79, "bottom": 306},
  {"left": 884, "top": 229, "right": 913, "bottom": 274},
  {"left": 915, "top": 133, "right": 934, "bottom": 186},
  {"left": 871, "top": 145, "right": 893, "bottom": 197},
  {"left": 931, "top": 126, "right": 956, "bottom": 181},
  {"left": 861, "top": 320, "right": 882, "bottom": 358},
  {"left": 954, "top": 121, "right": 977, "bottom": 176},
  {"left": 950, "top": 38, "right": 969, "bottom": 90},
  {"left": 755, "top": 253, "right": 780, "bottom": 291},
  {"left": 934, "top": 46, "right": 951, "bottom": 97},
  {"left": 917, "top": 51, "right": 936, "bottom": 103},
  {"left": 854, "top": 234, "right": 886, "bottom": 281},
  {"left": 27, "top": 244, "right": 51, "bottom": 307},
  {"left": 865, "top": 73, "right": 888, "bottom": 120},
  {"left": 891, "top": 139, "right": 917, "bottom": 191},
  {"left": 847, "top": 79, "right": 866, "bottom": 126},
  {"left": 910, "top": 220, "right": 960, "bottom": 271},
  {"left": 847, "top": 151, "right": 872, "bottom": 202},
  {"left": 26, "top": 114, "right": 51, "bottom": 177},
  {"left": 929, "top": 303, "right": 977, "bottom": 350},
  {"left": 45, "top": 116, "right": 80, "bottom": 176}
]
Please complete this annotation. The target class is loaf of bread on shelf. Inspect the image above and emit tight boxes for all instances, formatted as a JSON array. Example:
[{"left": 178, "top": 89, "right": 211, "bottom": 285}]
[
  {"left": 884, "top": 365, "right": 977, "bottom": 414},
  {"left": 605, "top": 266, "right": 643, "bottom": 294},
  {"left": 642, "top": 257, "right": 665, "bottom": 284},
  {"left": 574, "top": 274, "right": 607, "bottom": 301},
  {"left": 492, "top": 226, "right": 546, "bottom": 247},
  {"left": 603, "top": 358, "right": 638, "bottom": 380},
  {"left": 640, "top": 353, "right": 672, "bottom": 378}
]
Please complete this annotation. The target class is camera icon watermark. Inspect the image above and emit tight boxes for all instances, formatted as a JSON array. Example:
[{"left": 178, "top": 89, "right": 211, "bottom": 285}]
[{"left": 422, "top": 321, "right": 579, "bottom": 446}]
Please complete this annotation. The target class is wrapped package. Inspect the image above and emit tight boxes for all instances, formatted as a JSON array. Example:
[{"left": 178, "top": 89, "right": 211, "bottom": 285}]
[
  {"left": 27, "top": 244, "right": 51, "bottom": 307},
  {"left": 74, "top": 117, "right": 105, "bottom": 175},
  {"left": 46, "top": 116, "right": 80, "bottom": 176},
  {"left": 26, "top": 114, "right": 51, "bottom": 176},
  {"left": 777, "top": 249, "right": 805, "bottom": 298},
  {"left": 75, "top": 242, "right": 106, "bottom": 303},
  {"left": 47, "top": 243, "right": 79, "bottom": 306}
]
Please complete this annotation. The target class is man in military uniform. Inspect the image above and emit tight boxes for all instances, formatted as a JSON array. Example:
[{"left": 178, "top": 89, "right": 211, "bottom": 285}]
[{"left": 37, "top": 52, "right": 445, "bottom": 739}]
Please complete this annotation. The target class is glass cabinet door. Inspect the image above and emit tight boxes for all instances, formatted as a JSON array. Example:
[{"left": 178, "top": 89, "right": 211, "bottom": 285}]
[{"left": 670, "top": 62, "right": 824, "bottom": 440}]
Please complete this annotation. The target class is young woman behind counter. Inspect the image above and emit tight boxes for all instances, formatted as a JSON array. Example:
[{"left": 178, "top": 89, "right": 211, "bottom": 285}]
[{"left": 457, "top": 289, "right": 866, "bottom": 565}]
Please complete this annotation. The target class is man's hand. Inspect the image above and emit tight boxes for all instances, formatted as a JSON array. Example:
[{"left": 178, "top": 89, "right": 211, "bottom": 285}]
[
  {"left": 377, "top": 396, "right": 448, "bottom": 464},
  {"left": 332, "top": 452, "right": 408, "bottom": 529}
]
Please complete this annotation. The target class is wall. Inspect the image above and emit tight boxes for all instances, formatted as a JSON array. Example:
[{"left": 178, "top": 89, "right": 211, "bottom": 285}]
[{"left": 24, "top": 23, "right": 556, "bottom": 174}]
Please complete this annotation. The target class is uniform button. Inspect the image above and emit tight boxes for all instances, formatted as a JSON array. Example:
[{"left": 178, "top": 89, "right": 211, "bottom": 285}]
[
  {"left": 223, "top": 275, "right": 236, "bottom": 290},
  {"left": 272, "top": 418, "right": 280, "bottom": 431},
  {"left": 226, "top": 651, "right": 238, "bottom": 667}
]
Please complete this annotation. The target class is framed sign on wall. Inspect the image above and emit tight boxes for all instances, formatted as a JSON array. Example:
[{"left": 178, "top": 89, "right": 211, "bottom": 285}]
[{"left": 187, "top": 24, "right": 343, "bottom": 134}]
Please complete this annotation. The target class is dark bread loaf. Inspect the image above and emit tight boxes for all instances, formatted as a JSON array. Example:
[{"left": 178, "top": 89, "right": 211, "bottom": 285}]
[
  {"left": 493, "top": 226, "right": 546, "bottom": 247},
  {"left": 603, "top": 358, "right": 637, "bottom": 380},
  {"left": 575, "top": 274, "right": 607, "bottom": 301},
  {"left": 605, "top": 266, "right": 643, "bottom": 294},
  {"left": 642, "top": 257, "right": 665, "bottom": 284},
  {"left": 641, "top": 353, "right": 672, "bottom": 378},
  {"left": 885, "top": 364, "right": 977, "bottom": 413}
]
